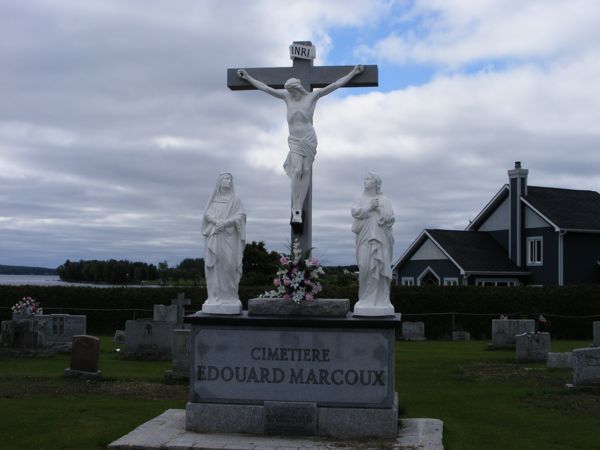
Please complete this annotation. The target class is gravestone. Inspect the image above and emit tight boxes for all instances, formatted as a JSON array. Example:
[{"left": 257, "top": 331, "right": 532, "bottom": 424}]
[
  {"left": 122, "top": 293, "right": 191, "bottom": 360},
  {"left": 124, "top": 319, "right": 173, "bottom": 360},
  {"left": 154, "top": 304, "right": 178, "bottom": 325},
  {"left": 0, "top": 318, "right": 46, "bottom": 349},
  {"left": 35, "top": 314, "right": 86, "bottom": 349},
  {"left": 593, "top": 321, "right": 600, "bottom": 347},
  {"left": 571, "top": 347, "right": 600, "bottom": 386},
  {"left": 1, "top": 314, "right": 85, "bottom": 351},
  {"left": 491, "top": 319, "right": 535, "bottom": 348},
  {"left": 402, "top": 321, "right": 425, "bottom": 341},
  {"left": 64, "top": 335, "right": 101, "bottom": 379},
  {"left": 547, "top": 352, "right": 573, "bottom": 369},
  {"left": 164, "top": 329, "right": 191, "bottom": 384},
  {"left": 1, "top": 320, "right": 17, "bottom": 347},
  {"left": 452, "top": 331, "right": 471, "bottom": 341},
  {"left": 515, "top": 332, "right": 551, "bottom": 362},
  {"left": 185, "top": 310, "right": 401, "bottom": 439},
  {"left": 171, "top": 293, "right": 191, "bottom": 328},
  {"left": 114, "top": 329, "right": 125, "bottom": 345}
]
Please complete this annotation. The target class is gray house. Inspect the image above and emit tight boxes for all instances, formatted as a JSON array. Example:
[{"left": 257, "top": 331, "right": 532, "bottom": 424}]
[{"left": 393, "top": 162, "right": 600, "bottom": 286}]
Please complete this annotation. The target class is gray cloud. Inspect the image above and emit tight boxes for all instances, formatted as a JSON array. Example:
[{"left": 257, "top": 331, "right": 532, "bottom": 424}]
[{"left": 1, "top": 0, "right": 599, "bottom": 270}]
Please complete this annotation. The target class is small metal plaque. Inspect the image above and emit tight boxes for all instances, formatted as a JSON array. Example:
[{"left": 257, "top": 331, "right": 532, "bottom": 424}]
[
  {"left": 264, "top": 401, "right": 316, "bottom": 436},
  {"left": 289, "top": 43, "right": 315, "bottom": 60}
]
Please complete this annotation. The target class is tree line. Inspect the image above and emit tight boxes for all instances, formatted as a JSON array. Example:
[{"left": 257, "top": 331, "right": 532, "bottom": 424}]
[
  {"left": 56, "top": 241, "right": 358, "bottom": 286},
  {"left": 56, "top": 241, "right": 280, "bottom": 285}
]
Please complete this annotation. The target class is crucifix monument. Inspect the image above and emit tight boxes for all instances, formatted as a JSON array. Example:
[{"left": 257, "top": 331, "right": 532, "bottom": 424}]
[{"left": 227, "top": 41, "right": 378, "bottom": 253}]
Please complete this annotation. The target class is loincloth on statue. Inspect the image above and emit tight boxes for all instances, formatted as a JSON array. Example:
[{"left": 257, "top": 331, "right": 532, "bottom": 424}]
[{"left": 284, "top": 130, "right": 318, "bottom": 177}]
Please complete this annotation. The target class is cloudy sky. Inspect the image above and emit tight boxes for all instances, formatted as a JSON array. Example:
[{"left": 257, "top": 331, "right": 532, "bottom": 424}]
[{"left": 1, "top": 0, "right": 600, "bottom": 269}]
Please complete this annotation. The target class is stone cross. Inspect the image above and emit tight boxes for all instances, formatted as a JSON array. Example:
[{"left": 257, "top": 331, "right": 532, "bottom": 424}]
[
  {"left": 171, "top": 293, "right": 191, "bottom": 328},
  {"left": 227, "top": 41, "right": 378, "bottom": 253}
]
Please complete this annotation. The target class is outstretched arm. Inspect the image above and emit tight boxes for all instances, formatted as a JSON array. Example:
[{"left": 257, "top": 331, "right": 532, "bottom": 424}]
[
  {"left": 237, "top": 69, "right": 286, "bottom": 100},
  {"left": 314, "top": 65, "right": 364, "bottom": 99}
]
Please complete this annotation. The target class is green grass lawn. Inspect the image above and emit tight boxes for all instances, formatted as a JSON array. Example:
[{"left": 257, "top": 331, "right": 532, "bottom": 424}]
[
  {"left": 1, "top": 338, "right": 599, "bottom": 449},
  {"left": 396, "top": 340, "right": 600, "bottom": 450}
]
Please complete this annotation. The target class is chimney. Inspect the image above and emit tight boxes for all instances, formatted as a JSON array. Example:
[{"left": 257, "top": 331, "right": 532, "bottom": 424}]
[{"left": 508, "top": 161, "right": 528, "bottom": 266}]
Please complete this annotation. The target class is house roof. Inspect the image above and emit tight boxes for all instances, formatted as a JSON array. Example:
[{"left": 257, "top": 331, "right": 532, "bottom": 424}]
[
  {"left": 466, "top": 185, "right": 509, "bottom": 231},
  {"left": 426, "top": 229, "right": 523, "bottom": 273},
  {"left": 524, "top": 186, "right": 600, "bottom": 231},
  {"left": 394, "top": 229, "right": 527, "bottom": 275}
]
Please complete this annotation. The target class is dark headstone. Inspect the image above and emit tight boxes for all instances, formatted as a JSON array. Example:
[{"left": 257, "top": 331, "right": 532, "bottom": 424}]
[{"left": 69, "top": 335, "right": 100, "bottom": 373}]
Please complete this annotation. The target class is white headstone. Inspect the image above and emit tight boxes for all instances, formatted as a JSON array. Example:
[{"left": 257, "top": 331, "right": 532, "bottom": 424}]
[
  {"left": 124, "top": 319, "right": 173, "bottom": 359},
  {"left": 171, "top": 329, "right": 191, "bottom": 376},
  {"left": 572, "top": 347, "right": 600, "bottom": 386},
  {"left": 547, "top": 352, "right": 573, "bottom": 369},
  {"left": 492, "top": 319, "right": 535, "bottom": 348},
  {"left": 515, "top": 332, "right": 551, "bottom": 362},
  {"left": 113, "top": 329, "right": 125, "bottom": 344},
  {"left": 402, "top": 321, "right": 425, "bottom": 341},
  {"left": 452, "top": 331, "right": 471, "bottom": 341},
  {"left": 153, "top": 304, "right": 178, "bottom": 324}
]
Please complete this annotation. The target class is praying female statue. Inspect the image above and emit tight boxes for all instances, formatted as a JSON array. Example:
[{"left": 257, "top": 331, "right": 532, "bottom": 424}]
[
  {"left": 201, "top": 173, "right": 246, "bottom": 315},
  {"left": 351, "top": 173, "right": 396, "bottom": 316},
  {"left": 237, "top": 65, "right": 364, "bottom": 231}
]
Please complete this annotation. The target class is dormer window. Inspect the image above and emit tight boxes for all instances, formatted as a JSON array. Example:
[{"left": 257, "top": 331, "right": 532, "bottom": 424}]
[{"left": 527, "top": 237, "right": 543, "bottom": 266}]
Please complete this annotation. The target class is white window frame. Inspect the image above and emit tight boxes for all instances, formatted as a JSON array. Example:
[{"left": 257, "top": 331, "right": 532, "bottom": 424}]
[
  {"left": 475, "top": 278, "right": 519, "bottom": 287},
  {"left": 401, "top": 277, "right": 415, "bottom": 286},
  {"left": 526, "top": 236, "right": 543, "bottom": 266},
  {"left": 444, "top": 277, "right": 459, "bottom": 286},
  {"left": 417, "top": 266, "right": 441, "bottom": 286}
]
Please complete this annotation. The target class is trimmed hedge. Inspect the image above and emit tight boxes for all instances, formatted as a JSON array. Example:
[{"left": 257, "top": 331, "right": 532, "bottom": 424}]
[
  {"left": 391, "top": 285, "right": 600, "bottom": 340},
  {"left": 1, "top": 285, "right": 599, "bottom": 338}
]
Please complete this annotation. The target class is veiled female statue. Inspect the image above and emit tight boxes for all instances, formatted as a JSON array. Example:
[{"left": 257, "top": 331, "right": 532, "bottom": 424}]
[
  {"left": 201, "top": 173, "right": 246, "bottom": 315},
  {"left": 351, "top": 173, "right": 395, "bottom": 316}
]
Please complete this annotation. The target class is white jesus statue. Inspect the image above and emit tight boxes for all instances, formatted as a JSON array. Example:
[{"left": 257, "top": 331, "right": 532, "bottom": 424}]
[{"left": 237, "top": 65, "right": 364, "bottom": 228}]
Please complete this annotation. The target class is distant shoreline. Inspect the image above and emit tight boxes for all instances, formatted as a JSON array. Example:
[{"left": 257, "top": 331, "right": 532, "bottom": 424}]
[
  {"left": 0, "top": 264, "right": 57, "bottom": 276},
  {"left": 0, "top": 274, "right": 159, "bottom": 288}
]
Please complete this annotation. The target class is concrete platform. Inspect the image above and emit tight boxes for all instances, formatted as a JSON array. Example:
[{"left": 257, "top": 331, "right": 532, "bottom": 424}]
[{"left": 108, "top": 409, "right": 444, "bottom": 449}]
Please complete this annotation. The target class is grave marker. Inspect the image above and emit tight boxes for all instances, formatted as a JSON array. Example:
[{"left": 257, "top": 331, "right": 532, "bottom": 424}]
[
  {"left": 572, "top": 347, "right": 600, "bottom": 386},
  {"left": 64, "top": 335, "right": 101, "bottom": 379}
]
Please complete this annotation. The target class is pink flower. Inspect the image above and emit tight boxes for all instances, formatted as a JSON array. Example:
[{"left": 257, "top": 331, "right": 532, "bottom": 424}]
[
  {"left": 282, "top": 294, "right": 290, "bottom": 300},
  {"left": 305, "top": 294, "right": 313, "bottom": 302},
  {"left": 304, "top": 279, "right": 312, "bottom": 287},
  {"left": 273, "top": 278, "right": 280, "bottom": 287},
  {"left": 279, "top": 256, "right": 289, "bottom": 265},
  {"left": 283, "top": 278, "right": 291, "bottom": 286},
  {"left": 310, "top": 257, "right": 319, "bottom": 266}
]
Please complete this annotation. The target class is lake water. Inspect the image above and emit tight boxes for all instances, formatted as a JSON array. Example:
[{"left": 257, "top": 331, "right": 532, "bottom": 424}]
[{"left": 0, "top": 274, "right": 156, "bottom": 288}]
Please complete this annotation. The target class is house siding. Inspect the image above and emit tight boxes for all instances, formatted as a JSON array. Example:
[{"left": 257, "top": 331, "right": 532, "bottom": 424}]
[
  {"left": 563, "top": 233, "right": 600, "bottom": 284},
  {"left": 396, "top": 260, "right": 461, "bottom": 285},
  {"left": 524, "top": 227, "right": 558, "bottom": 285}
]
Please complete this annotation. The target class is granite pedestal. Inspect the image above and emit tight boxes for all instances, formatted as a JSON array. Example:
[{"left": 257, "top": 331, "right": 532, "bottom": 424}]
[{"left": 184, "top": 310, "right": 401, "bottom": 439}]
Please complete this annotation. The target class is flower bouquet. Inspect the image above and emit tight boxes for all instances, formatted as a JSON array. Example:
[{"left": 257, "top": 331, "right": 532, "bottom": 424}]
[
  {"left": 261, "top": 239, "right": 324, "bottom": 304},
  {"left": 11, "top": 296, "right": 43, "bottom": 319}
]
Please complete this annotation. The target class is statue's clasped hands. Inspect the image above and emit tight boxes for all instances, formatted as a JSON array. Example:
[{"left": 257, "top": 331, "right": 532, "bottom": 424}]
[{"left": 370, "top": 198, "right": 380, "bottom": 211}]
